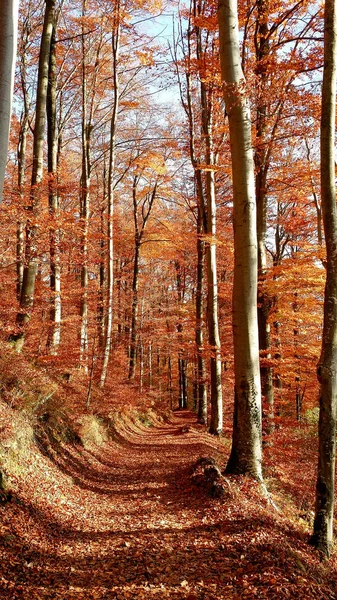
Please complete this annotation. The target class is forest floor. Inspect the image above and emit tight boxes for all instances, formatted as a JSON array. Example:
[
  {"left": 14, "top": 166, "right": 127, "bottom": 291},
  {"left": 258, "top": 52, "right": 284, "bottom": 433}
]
[{"left": 1, "top": 407, "right": 337, "bottom": 600}]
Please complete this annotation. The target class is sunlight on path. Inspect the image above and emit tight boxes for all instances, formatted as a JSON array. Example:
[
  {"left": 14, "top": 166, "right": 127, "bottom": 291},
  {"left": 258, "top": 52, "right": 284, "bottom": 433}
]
[{"left": 1, "top": 411, "right": 336, "bottom": 600}]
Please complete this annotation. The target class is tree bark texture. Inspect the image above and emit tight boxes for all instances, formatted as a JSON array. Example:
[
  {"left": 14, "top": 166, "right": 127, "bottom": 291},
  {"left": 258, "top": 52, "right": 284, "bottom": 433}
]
[
  {"left": 218, "top": 0, "right": 262, "bottom": 479},
  {"left": 310, "top": 0, "right": 337, "bottom": 558},
  {"left": 15, "top": 0, "right": 56, "bottom": 351},
  {"left": 0, "top": 0, "right": 19, "bottom": 201}
]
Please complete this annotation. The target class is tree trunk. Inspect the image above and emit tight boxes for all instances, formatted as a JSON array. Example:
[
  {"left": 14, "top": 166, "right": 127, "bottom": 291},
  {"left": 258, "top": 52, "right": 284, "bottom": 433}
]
[
  {"left": 196, "top": 208, "right": 208, "bottom": 424},
  {"left": 204, "top": 140, "right": 223, "bottom": 435},
  {"left": 98, "top": 203, "right": 106, "bottom": 348},
  {"left": 17, "top": 112, "right": 28, "bottom": 300},
  {"left": 46, "top": 23, "right": 61, "bottom": 354},
  {"left": 100, "top": 6, "right": 120, "bottom": 387},
  {"left": 16, "top": 13, "right": 31, "bottom": 301},
  {"left": 310, "top": 0, "right": 337, "bottom": 558},
  {"left": 14, "top": 0, "right": 56, "bottom": 351},
  {"left": 80, "top": 0, "right": 90, "bottom": 369},
  {"left": 254, "top": 0, "right": 274, "bottom": 436},
  {"left": 129, "top": 239, "right": 140, "bottom": 379},
  {"left": 218, "top": 0, "right": 262, "bottom": 480},
  {"left": 0, "top": 0, "right": 19, "bottom": 201},
  {"left": 128, "top": 176, "right": 157, "bottom": 379},
  {"left": 178, "top": 354, "right": 188, "bottom": 409},
  {"left": 197, "top": 19, "right": 222, "bottom": 435}
]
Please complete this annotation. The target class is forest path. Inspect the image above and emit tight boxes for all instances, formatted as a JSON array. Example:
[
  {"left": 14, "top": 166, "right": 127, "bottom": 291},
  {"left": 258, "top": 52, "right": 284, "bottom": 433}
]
[{"left": 1, "top": 410, "right": 336, "bottom": 600}]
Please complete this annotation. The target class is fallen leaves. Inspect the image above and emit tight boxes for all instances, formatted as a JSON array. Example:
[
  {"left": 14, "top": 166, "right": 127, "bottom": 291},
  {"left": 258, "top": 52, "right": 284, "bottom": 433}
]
[{"left": 0, "top": 410, "right": 336, "bottom": 599}]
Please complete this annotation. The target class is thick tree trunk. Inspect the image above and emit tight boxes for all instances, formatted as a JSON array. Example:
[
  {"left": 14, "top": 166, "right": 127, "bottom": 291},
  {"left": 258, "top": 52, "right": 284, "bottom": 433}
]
[
  {"left": 219, "top": 0, "right": 262, "bottom": 480},
  {"left": 47, "top": 24, "right": 61, "bottom": 354},
  {"left": 310, "top": 0, "right": 337, "bottom": 558},
  {"left": 14, "top": 0, "right": 56, "bottom": 351},
  {"left": 0, "top": 0, "right": 19, "bottom": 201}
]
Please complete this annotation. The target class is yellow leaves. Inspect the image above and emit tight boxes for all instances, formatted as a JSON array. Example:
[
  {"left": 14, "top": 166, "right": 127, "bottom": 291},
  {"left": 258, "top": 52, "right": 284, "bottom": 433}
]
[
  {"left": 135, "top": 151, "right": 167, "bottom": 175},
  {"left": 135, "top": 50, "right": 155, "bottom": 67}
]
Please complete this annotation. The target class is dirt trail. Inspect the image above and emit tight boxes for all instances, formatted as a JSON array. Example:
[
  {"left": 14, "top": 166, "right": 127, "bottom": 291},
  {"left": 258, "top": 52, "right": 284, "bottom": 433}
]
[{"left": 1, "top": 410, "right": 336, "bottom": 600}]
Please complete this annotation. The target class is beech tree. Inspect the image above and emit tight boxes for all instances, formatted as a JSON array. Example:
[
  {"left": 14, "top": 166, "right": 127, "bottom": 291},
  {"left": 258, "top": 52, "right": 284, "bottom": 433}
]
[
  {"left": 14, "top": 0, "right": 57, "bottom": 351},
  {"left": 310, "top": 0, "right": 337, "bottom": 558},
  {"left": 218, "top": 0, "right": 262, "bottom": 479},
  {"left": 0, "top": 0, "right": 19, "bottom": 201}
]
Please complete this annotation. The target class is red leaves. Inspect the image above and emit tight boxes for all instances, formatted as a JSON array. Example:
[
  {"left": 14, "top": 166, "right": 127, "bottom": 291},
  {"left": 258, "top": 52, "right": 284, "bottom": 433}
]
[{"left": 0, "top": 404, "right": 336, "bottom": 599}]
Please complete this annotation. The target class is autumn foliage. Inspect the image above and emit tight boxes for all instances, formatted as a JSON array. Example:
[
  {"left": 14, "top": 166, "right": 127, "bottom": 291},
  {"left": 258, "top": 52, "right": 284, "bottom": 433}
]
[{"left": 0, "top": 0, "right": 336, "bottom": 596}]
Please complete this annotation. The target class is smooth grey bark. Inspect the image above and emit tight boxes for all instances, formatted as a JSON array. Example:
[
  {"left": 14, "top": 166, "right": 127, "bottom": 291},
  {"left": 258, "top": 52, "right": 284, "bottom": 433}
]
[
  {"left": 0, "top": 0, "right": 19, "bottom": 201},
  {"left": 218, "top": 0, "right": 262, "bottom": 479},
  {"left": 310, "top": 0, "right": 337, "bottom": 558},
  {"left": 14, "top": 0, "right": 56, "bottom": 351}
]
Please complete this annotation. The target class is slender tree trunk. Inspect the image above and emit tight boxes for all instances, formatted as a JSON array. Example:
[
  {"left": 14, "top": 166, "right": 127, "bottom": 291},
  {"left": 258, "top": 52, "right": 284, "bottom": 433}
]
[
  {"left": 17, "top": 112, "right": 28, "bottom": 300},
  {"left": 197, "top": 20, "right": 222, "bottom": 435},
  {"left": 310, "top": 0, "right": 337, "bottom": 558},
  {"left": 255, "top": 0, "right": 274, "bottom": 435},
  {"left": 178, "top": 353, "right": 188, "bottom": 409},
  {"left": 14, "top": 0, "right": 56, "bottom": 351},
  {"left": 16, "top": 16, "right": 31, "bottom": 301},
  {"left": 177, "top": 6, "right": 208, "bottom": 423},
  {"left": 98, "top": 203, "right": 106, "bottom": 348},
  {"left": 100, "top": 6, "right": 120, "bottom": 387},
  {"left": 196, "top": 208, "right": 207, "bottom": 424},
  {"left": 219, "top": 0, "right": 262, "bottom": 480},
  {"left": 80, "top": 0, "right": 90, "bottom": 369},
  {"left": 129, "top": 177, "right": 157, "bottom": 379},
  {"left": 168, "top": 353, "right": 173, "bottom": 408},
  {"left": 203, "top": 124, "right": 223, "bottom": 434},
  {"left": 46, "top": 23, "right": 61, "bottom": 354},
  {"left": 148, "top": 340, "right": 152, "bottom": 387},
  {"left": 129, "top": 239, "right": 140, "bottom": 379},
  {"left": 0, "top": 0, "right": 19, "bottom": 201}
]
